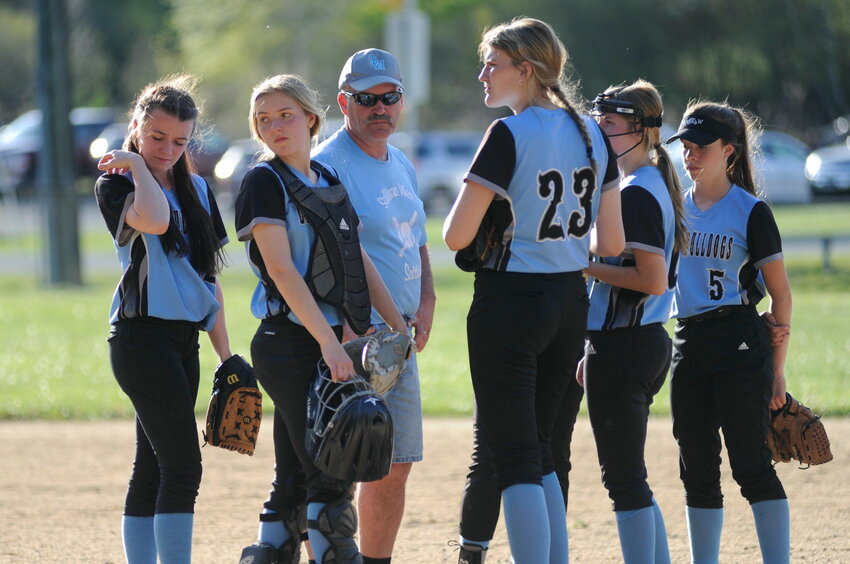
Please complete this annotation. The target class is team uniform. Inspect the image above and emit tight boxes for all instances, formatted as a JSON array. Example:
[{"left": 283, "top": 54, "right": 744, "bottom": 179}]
[
  {"left": 671, "top": 184, "right": 786, "bottom": 535},
  {"left": 95, "top": 172, "right": 227, "bottom": 520},
  {"left": 235, "top": 159, "right": 359, "bottom": 504},
  {"left": 459, "top": 377, "right": 584, "bottom": 543},
  {"left": 459, "top": 108, "right": 618, "bottom": 559},
  {"left": 314, "top": 128, "right": 426, "bottom": 465},
  {"left": 584, "top": 165, "right": 676, "bottom": 562}
]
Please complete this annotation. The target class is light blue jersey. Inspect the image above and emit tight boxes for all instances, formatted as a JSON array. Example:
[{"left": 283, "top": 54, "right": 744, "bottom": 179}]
[
  {"left": 96, "top": 173, "right": 227, "bottom": 331},
  {"left": 673, "top": 184, "right": 783, "bottom": 319},
  {"left": 314, "top": 128, "right": 426, "bottom": 323},
  {"left": 588, "top": 166, "right": 678, "bottom": 330},
  {"left": 234, "top": 161, "right": 347, "bottom": 327},
  {"left": 465, "top": 108, "right": 619, "bottom": 273}
]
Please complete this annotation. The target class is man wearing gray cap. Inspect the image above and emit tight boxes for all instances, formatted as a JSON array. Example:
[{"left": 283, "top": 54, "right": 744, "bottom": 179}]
[{"left": 315, "top": 48, "right": 435, "bottom": 564}]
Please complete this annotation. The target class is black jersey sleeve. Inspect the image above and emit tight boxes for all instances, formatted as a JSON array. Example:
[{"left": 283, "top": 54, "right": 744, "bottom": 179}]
[
  {"left": 622, "top": 185, "right": 665, "bottom": 255},
  {"left": 747, "top": 200, "right": 783, "bottom": 267},
  {"left": 466, "top": 120, "right": 516, "bottom": 195},
  {"left": 94, "top": 173, "right": 136, "bottom": 245},
  {"left": 234, "top": 165, "right": 288, "bottom": 242},
  {"left": 595, "top": 121, "right": 620, "bottom": 190}
]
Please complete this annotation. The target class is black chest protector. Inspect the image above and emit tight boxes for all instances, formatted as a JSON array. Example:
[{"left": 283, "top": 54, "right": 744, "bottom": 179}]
[{"left": 267, "top": 158, "right": 372, "bottom": 335}]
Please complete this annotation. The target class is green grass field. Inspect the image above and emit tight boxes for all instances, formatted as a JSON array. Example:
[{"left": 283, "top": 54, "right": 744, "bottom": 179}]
[
  {"left": 1, "top": 201, "right": 849, "bottom": 419},
  {"left": 1, "top": 252, "right": 849, "bottom": 419}
]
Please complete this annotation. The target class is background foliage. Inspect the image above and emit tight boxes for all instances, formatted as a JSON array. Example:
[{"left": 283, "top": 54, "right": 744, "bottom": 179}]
[{"left": 1, "top": 0, "right": 849, "bottom": 145}]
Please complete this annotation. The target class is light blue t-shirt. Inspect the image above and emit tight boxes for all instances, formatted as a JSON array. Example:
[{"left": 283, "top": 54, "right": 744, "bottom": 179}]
[
  {"left": 673, "top": 184, "right": 783, "bottom": 319},
  {"left": 587, "top": 165, "right": 677, "bottom": 330},
  {"left": 314, "top": 128, "right": 427, "bottom": 322}
]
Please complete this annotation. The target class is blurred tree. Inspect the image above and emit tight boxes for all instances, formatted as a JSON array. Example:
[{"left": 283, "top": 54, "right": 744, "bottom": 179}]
[
  {"left": 169, "top": 0, "right": 389, "bottom": 138},
  {"left": 2, "top": 0, "right": 849, "bottom": 145},
  {"left": 0, "top": 4, "right": 35, "bottom": 123},
  {"left": 71, "top": 0, "right": 174, "bottom": 113}
]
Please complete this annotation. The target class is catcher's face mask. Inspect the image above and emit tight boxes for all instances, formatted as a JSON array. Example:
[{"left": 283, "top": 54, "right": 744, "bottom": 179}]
[
  {"left": 591, "top": 92, "right": 663, "bottom": 158},
  {"left": 305, "top": 365, "right": 394, "bottom": 483}
]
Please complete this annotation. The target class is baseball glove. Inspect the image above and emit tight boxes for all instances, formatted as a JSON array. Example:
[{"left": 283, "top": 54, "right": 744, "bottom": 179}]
[
  {"left": 343, "top": 329, "right": 413, "bottom": 395},
  {"left": 203, "top": 354, "right": 262, "bottom": 456},
  {"left": 455, "top": 198, "right": 513, "bottom": 272},
  {"left": 767, "top": 392, "right": 833, "bottom": 468}
]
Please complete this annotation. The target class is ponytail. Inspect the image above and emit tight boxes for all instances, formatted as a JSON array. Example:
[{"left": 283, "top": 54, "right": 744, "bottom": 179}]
[{"left": 653, "top": 143, "right": 689, "bottom": 255}]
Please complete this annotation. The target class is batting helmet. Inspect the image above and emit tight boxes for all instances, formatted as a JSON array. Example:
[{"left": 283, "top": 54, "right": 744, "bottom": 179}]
[{"left": 305, "top": 362, "right": 394, "bottom": 483}]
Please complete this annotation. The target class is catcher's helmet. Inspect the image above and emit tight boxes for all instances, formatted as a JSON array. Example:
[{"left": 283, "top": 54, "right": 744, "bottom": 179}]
[{"left": 305, "top": 363, "right": 394, "bottom": 483}]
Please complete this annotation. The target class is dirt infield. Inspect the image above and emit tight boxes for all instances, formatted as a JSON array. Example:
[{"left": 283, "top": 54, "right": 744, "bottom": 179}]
[{"left": 1, "top": 417, "right": 848, "bottom": 563}]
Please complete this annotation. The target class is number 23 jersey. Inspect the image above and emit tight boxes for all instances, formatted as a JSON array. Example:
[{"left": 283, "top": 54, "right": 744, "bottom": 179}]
[
  {"left": 673, "top": 184, "right": 783, "bottom": 319},
  {"left": 465, "top": 107, "right": 619, "bottom": 273}
]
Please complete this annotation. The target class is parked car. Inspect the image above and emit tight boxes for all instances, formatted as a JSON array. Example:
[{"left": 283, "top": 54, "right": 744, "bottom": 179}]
[
  {"left": 89, "top": 122, "right": 229, "bottom": 187},
  {"left": 667, "top": 129, "right": 812, "bottom": 204},
  {"left": 392, "top": 129, "right": 483, "bottom": 212},
  {"left": 0, "top": 107, "right": 115, "bottom": 199},
  {"left": 805, "top": 138, "right": 850, "bottom": 195},
  {"left": 213, "top": 137, "right": 263, "bottom": 204},
  {"left": 213, "top": 129, "right": 484, "bottom": 213}
]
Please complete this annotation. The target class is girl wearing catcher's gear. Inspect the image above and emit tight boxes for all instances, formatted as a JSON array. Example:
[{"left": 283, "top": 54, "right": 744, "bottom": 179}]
[
  {"left": 666, "top": 101, "right": 793, "bottom": 564},
  {"left": 94, "top": 74, "right": 234, "bottom": 563},
  {"left": 234, "top": 74, "right": 405, "bottom": 564},
  {"left": 443, "top": 18, "right": 624, "bottom": 563},
  {"left": 579, "top": 79, "right": 689, "bottom": 564}
]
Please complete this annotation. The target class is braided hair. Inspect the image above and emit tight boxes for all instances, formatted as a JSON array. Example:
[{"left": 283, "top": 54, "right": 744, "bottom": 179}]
[{"left": 479, "top": 17, "right": 597, "bottom": 173}]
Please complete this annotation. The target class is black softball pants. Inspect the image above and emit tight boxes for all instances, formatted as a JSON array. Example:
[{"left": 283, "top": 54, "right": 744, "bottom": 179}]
[
  {"left": 459, "top": 375, "right": 584, "bottom": 542},
  {"left": 585, "top": 323, "right": 670, "bottom": 512},
  {"left": 670, "top": 305, "right": 786, "bottom": 508},
  {"left": 467, "top": 269, "right": 588, "bottom": 492},
  {"left": 250, "top": 314, "right": 352, "bottom": 510},
  {"left": 108, "top": 317, "right": 203, "bottom": 516}
]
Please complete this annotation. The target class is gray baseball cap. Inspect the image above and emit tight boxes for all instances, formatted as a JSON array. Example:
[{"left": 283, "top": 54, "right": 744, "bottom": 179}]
[{"left": 338, "top": 48, "right": 404, "bottom": 92}]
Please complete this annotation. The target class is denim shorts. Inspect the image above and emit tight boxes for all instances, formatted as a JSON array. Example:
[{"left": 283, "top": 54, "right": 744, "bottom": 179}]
[{"left": 374, "top": 323, "right": 424, "bottom": 463}]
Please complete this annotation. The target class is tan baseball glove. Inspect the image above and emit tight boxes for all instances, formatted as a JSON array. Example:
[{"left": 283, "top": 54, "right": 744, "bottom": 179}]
[
  {"left": 767, "top": 392, "right": 832, "bottom": 468},
  {"left": 203, "top": 354, "right": 262, "bottom": 455}
]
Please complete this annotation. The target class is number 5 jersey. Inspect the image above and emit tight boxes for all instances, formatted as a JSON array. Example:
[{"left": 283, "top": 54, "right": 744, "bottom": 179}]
[{"left": 673, "top": 184, "right": 783, "bottom": 319}]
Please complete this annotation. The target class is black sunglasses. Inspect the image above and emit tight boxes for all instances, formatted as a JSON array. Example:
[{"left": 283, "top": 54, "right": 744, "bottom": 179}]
[{"left": 343, "top": 91, "right": 403, "bottom": 107}]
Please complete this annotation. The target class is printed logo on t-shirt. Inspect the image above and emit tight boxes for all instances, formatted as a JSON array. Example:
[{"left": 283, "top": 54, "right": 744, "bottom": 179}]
[
  {"left": 393, "top": 210, "right": 419, "bottom": 257},
  {"left": 689, "top": 231, "right": 734, "bottom": 260},
  {"left": 377, "top": 183, "right": 417, "bottom": 207}
]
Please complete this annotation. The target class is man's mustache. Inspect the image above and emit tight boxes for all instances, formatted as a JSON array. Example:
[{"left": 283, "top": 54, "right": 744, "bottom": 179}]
[{"left": 368, "top": 115, "right": 393, "bottom": 125}]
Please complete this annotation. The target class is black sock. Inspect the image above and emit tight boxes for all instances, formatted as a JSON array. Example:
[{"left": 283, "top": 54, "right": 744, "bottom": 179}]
[{"left": 362, "top": 557, "right": 392, "bottom": 564}]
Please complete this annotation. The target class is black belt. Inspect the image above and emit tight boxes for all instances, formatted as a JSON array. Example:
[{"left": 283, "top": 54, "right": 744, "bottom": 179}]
[{"left": 678, "top": 305, "right": 755, "bottom": 324}]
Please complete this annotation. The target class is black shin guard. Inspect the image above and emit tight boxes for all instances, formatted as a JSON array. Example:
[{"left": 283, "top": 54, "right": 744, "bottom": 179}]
[{"left": 308, "top": 498, "right": 362, "bottom": 564}]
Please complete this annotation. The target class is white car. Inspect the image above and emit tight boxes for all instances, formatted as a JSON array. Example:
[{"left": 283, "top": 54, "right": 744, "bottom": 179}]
[
  {"left": 667, "top": 130, "right": 812, "bottom": 204},
  {"left": 805, "top": 138, "right": 850, "bottom": 195},
  {"left": 392, "top": 130, "right": 483, "bottom": 213}
]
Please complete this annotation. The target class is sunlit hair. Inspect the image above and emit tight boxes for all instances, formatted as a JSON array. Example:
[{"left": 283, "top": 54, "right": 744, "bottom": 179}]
[
  {"left": 601, "top": 79, "right": 689, "bottom": 254},
  {"left": 124, "top": 73, "right": 224, "bottom": 277},
  {"left": 479, "top": 17, "right": 596, "bottom": 172},
  {"left": 248, "top": 74, "right": 324, "bottom": 161},
  {"left": 682, "top": 99, "right": 762, "bottom": 197}
]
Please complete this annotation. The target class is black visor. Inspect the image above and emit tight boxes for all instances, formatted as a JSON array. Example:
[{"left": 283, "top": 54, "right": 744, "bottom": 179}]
[
  {"left": 666, "top": 113, "right": 738, "bottom": 145},
  {"left": 591, "top": 93, "right": 662, "bottom": 127}
]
